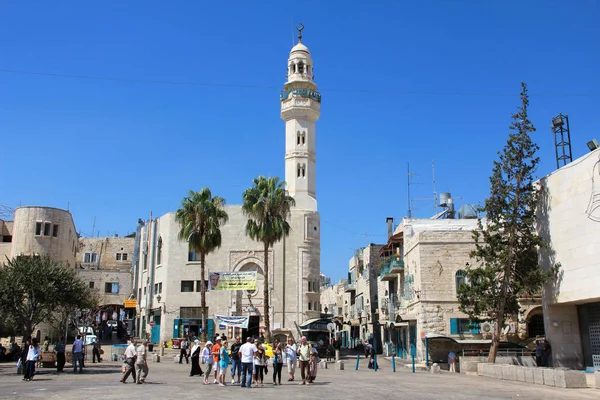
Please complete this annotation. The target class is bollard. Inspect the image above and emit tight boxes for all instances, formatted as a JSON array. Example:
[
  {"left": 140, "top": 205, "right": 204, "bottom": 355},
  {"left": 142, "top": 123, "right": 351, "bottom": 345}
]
[
  {"left": 335, "top": 349, "right": 340, "bottom": 362},
  {"left": 355, "top": 354, "right": 360, "bottom": 370},
  {"left": 410, "top": 344, "right": 416, "bottom": 374},
  {"left": 392, "top": 355, "right": 396, "bottom": 372},
  {"left": 373, "top": 355, "right": 378, "bottom": 371}
]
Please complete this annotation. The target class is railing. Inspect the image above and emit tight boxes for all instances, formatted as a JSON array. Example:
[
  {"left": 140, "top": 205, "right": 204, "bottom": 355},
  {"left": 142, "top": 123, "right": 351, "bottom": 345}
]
[
  {"left": 344, "top": 281, "right": 356, "bottom": 291},
  {"left": 379, "top": 263, "right": 392, "bottom": 278},
  {"left": 461, "top": 348, "right": 534, "bottom": 357},
  {"left": 389, "top": 257, "right": 404, "bottom": 272}
]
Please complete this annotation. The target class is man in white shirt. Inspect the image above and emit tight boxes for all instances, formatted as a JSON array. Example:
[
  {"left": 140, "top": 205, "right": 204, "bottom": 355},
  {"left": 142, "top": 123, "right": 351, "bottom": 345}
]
[
  {"left": 120, "top": 339, "right": 137, "bottom": 383},
  {"left": 238, "top": 337, "right": 256, "bottom": 388},
  {"left": 135, "top": 340, "right": 148, "bottom": 383},
  {"left": 72, "top": 335, "right": 84, "bottom": 373}
]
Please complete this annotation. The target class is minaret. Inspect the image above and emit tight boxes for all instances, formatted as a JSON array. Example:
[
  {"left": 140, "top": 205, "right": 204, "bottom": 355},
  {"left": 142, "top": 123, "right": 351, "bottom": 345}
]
[{"left": 281, "top": 24, "right": 320, "bottom": 210}]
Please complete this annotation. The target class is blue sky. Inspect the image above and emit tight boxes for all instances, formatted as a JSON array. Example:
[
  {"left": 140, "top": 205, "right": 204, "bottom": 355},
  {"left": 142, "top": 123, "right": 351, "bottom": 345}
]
[{"left": 1, "top": 1, "right": 598, "bottom": 281}]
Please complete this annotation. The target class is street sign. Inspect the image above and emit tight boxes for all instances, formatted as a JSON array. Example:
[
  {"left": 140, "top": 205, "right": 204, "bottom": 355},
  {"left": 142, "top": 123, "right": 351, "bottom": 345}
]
[{"left": 149, "top": 321, "right": 155, "bottom": 327}]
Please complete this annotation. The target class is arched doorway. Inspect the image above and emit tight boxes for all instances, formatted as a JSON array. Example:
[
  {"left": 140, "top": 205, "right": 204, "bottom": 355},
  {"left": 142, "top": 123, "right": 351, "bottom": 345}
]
[
  {"left": 528, "top": 312, "right": 545, "bottom": 338},
  {"left": 233, "top": 262, "right": 264, "bottom": 340}
]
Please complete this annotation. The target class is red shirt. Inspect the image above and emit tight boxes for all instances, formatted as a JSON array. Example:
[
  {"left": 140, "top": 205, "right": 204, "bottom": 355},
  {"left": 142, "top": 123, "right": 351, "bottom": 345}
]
[{"left": 212, "top": 343, "right": 221, "bottom": 363}]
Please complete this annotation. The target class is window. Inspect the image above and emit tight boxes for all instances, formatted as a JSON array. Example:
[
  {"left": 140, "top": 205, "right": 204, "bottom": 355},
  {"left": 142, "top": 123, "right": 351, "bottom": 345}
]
[
  {"left": 308, "top": 302, "right": 312, "bottom": 311},
  {"left": 297, "top": 131, "right": 301, "bottom": 145},
  {"left": 180, "top": 307, "right": 204, "bottom": 319},
  {"left": 116, "top": 253, "right": 121, "bottom": 261},
  {"left": 455, "top": 270, "right": 466, "bottom": 295},
  {"left": 157, "top": 237, "right": 162, "bottom": 265},
  {"left": 298, "top": 61, "right": 304, "bottom": 74},
  {"left": 43, "top": 222, "right": 51, "bottom": 236},
  {"left": 195, "top": 280, "right": 206, "bottom": 292},
  {"left": 308, "top": 281, "right": 311, "bottom": 292},
  {"left": 181, "top": 280, "right": 194, "bottom": 292},
  {"left": 301, "top": 163, "right": 306, "bottom": 177},
  {"left": 52, "top": 224, "right": 59, "bottom": 237},
  {"left": 84, "top": 252, "right": 97, "bottom": 263},
  {"left": 302, "top": 131, "right": 306, "bottom": 145},
  {"left": 122, "top": 253, "right": 128, "bottom": 261},
  {"left": 2, "top": 235, "right": 11, "bottom": 243},
  {"left": 116, "top": 252, "right": 128, "bottom": 261},
  {"left": 154, "top": 282, "right": 162, "bottom": 295},
  {"left": 450, "top": 318, "right": 479, "bottom": 334},
  {"left": 143, "top": 286, "right": 147, "bottom": 295},
  {"left": 89, "top": 281, "right": 94, "bottom": 289},
  {"left": 138, "top": 288, "right": 142, "bottom": 299},
  {"left": 104, "top": 282, "right": 119, "bottom": 294},
  {"left": 35, "top": 222, "right": 42, "bottom": 235},
  {"left": 188, "top": 243, "right": 198, "bottom": 262}
]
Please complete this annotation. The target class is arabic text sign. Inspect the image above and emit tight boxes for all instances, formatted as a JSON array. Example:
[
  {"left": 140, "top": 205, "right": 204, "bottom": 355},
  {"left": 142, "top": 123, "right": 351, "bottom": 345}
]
[
  {"left": 215, "top": 315, "right": 249, "bottom": 329},
  {"left": 209, "top": 271, "right": 257, "bottom": 291}
]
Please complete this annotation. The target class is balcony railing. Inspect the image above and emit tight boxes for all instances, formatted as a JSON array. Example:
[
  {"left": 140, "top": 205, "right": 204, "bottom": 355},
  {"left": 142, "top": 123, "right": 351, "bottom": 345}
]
[
  {"left": 344, "top": 281, "right": 356, "bottom": 292},
  {"left": 389, "top": 257, "right": 405, "bottom": 273},
  {"left": 380, "top": 257, "right": 404, "bottom": 281}
]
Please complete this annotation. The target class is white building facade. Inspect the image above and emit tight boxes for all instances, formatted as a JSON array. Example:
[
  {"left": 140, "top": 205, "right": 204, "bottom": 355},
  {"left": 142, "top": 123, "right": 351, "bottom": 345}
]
[
  {"left": 135, "top": 31, "right": 322, "bottom": 344},
  {"left": 539, "top": 148, "right": 600, "bottom": 370}
]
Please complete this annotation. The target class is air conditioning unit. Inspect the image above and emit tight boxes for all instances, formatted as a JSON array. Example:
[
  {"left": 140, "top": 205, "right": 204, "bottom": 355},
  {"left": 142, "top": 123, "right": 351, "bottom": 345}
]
[{"left": 480, "top": 322, "right": 493, "bottom": 334}]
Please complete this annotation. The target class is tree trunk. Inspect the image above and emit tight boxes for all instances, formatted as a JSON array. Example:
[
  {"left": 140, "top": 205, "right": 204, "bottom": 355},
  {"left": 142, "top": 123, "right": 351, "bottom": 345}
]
[
  {"left": 489, "top": 308, "right": 504, "bottom": 363},
  {"left": 263, "top": 242, "right": 271, "bottom": 343},
  {"left": 200, "top": 252, "right": 207, "bottom": 343}
]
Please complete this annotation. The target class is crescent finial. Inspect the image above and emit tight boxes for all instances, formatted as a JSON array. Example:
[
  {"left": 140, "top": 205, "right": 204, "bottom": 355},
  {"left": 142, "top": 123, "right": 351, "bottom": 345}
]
[{"left": 297, "top": 23, "right": 304, "bottom": 42}]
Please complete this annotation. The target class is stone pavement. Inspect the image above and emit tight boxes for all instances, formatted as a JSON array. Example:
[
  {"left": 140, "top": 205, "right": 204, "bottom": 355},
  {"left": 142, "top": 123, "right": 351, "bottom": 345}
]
[{"left": 0, "top": 357, "right": 597, "bottom": 400}]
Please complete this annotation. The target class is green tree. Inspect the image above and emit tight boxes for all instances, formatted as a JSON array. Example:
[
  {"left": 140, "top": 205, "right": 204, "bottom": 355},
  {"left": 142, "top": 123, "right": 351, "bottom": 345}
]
[
  {"left": 242, "top": 175, "right": 295, "bottom": 342},
  {"left": 457, "top": 83, "right": 553, "bottom": 362},
  {"left": 175, "top": 188, "right": 229, "bottom": 342},
  {"left": 0, "top": 256, "right": 96, "bottom": 339}
]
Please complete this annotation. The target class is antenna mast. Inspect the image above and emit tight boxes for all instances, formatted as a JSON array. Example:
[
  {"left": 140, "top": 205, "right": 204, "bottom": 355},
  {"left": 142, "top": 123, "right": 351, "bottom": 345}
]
[
  {"left": 432, "top": 160, "right": 438, "bottom": 215},
  {"left": 407, "top": 163, "right": 412, "bottom": 218}
]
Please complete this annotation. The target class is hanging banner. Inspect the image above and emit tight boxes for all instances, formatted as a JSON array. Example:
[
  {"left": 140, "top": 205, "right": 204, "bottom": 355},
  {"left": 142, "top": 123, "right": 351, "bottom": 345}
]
[
  {"left": 215, "top": 315, "right": 249, "bottom": 329},
  {"left": 208, "top": 271, "right": 257, "bottom": 291}
]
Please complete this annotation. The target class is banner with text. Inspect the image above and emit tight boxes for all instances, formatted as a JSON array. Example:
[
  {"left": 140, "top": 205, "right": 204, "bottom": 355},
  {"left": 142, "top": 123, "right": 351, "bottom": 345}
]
[
  {"left": 215, "top": 315, "right": 250, "bottom": 329},
  {"left": 208, "top": 271, "right": 257, "bottom": 291}
]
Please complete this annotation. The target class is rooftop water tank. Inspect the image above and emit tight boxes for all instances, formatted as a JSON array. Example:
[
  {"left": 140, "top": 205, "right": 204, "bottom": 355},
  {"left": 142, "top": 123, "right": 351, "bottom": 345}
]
[
  {"left": 458, "top": 204, "right": 478, "bottom": 219},
  {"left": 439, "top": 192, "right": 451, "bottom": 207}
]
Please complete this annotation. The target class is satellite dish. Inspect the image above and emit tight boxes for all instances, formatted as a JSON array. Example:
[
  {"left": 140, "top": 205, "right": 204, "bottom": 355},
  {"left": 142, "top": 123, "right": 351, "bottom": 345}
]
[{"left": 326, "top": 323, "right": 335, "bottom": 332}]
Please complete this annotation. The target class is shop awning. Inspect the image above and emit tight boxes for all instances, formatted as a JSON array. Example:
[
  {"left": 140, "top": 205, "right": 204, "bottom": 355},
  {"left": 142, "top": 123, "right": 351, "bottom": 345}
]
[{"left": 398, "top": 314, "right": 417, "bottom": 321}]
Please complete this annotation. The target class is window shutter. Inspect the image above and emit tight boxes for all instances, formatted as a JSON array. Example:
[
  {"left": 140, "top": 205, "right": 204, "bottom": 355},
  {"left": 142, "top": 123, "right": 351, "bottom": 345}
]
[{"left": 450, "top": 318, "right": 458, "bottom": 334}]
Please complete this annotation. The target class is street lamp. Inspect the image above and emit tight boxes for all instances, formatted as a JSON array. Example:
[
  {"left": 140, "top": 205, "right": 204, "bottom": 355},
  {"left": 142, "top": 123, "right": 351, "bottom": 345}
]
[{"left": 587, "top": 139, "right": 599, "bottom": 152}]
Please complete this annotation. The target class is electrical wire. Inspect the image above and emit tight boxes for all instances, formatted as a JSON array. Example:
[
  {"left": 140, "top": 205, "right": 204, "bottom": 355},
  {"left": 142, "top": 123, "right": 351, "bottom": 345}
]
[{"left": 0, "top": 68, "right": 596, "bottom": 98}]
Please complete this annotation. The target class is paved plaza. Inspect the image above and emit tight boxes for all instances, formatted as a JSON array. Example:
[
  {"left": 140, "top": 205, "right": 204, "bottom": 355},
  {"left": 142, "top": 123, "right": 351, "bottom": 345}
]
[{"left": 0, "top": 356, "right": 597, "bottom": 400}]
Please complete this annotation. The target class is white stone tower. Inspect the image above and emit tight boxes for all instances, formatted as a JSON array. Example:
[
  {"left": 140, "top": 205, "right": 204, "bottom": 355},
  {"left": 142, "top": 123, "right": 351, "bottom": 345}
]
[{"left": 281, "top": 25, "right": 320, "bottom": 211}]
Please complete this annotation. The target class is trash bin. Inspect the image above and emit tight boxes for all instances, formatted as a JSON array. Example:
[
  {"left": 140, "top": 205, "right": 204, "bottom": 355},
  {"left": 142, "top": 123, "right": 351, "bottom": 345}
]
[{"left": 148, "top": 343, "right": 154, "bottom": 352}]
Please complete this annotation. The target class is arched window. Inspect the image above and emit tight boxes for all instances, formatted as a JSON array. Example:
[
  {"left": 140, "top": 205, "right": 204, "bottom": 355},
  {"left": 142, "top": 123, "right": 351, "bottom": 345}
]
[
  {"left": 302, "top": 131, "right": 306, "bottom": 145},
  {"left": 188, "top": 242, "right": 198, "bottom": 262},
  {"left": 297, "top": 131, "right": 301, "bottom": 145},
  {"left": 156, "top": 237, "right": 163, "bottom": 265},
  {"left": 301, "top": 163, "right": 306, "bottom": 177},
  {"left": 455, "top": 270, "right": 466, "bottom": 294},
  {"left": 297, "top": 163, "right": 302, "bottom": 178},
  {"left": 298, "top": 61, "right": 304, "bottom": 74}
]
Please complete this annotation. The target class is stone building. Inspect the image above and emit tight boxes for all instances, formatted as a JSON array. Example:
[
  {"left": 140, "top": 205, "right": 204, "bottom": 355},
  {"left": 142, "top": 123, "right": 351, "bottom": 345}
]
[
  {"left": 538, "top": 148, "right": 600, "bottom": 370},
  {"left": 77, "top": 236, "right": 135, "bottom": 307},
  {"left": 134, "top": 30, "right": 322, "bottom": 344},
  {"left": 1, "top": 206, "right": 78, "bottom": 266},
  {"left": 338, "top": 245, "right": 384, "bottom": 350}
]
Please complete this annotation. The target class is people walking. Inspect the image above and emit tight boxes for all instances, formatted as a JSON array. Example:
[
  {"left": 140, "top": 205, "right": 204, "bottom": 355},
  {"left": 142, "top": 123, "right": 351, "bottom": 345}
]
[
  {"left": 135, "top": 340, "right": 149, "bottom": 384},
  {"left": 309, "top": 345, "right": 319, "bottom": 382},
  {"left": 253, "top": 341, "right": 266, "bottom": 386},
  {"left": 285, "top": 337, "right": 297, "bottom": 381},
  {"left": 272, "top": 339, "right": 284, "bottom": 385},
  {"left": 448, "top": 351, "right": 456, "bottom": 373},
  {"left": 72, "top": 335, "right": 84, "bottom": 373},
  {"left": 179, "top": 338, "right": 189, "bottom": 364},
  {"left": 230, "top": 336, "right": 242, "bottom": 384},
  {"left": 218, "top": 341, "right": 230, "bottom": 387},
  {"left": 239, "top": 337, "right": 256, "bottom": 388},
  {"left": 202, "top": 341, "right": 213, "bottom": 384},
  {"left": 297, "top": 336, "right": 312, "bottom": 385},
  {"left": 19, "top": 337, "right": 31, "bottom": 377},
  {"left": 190, "top": 339, "right": 203, "bottom": 377},
  {"left": 23, "top": 338, "right": 41, "bottom": 381},
  {"left": 211, "top": 337, "right": 222, "bottom": 384},
  {"left": 120, "top": 339, "right": 137, "bottom": 383},
  {"left": 54, "top": 337, "right": 66, "bottom": 372},
  {"left": 92, "top": 338, "right": 101, "bottom": 363}
]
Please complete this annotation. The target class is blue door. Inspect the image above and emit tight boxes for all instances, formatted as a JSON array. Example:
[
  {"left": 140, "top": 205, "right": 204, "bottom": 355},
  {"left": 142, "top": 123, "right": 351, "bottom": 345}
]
[{"left": 151, "top": 316, "right": 161, "bottom": 344}]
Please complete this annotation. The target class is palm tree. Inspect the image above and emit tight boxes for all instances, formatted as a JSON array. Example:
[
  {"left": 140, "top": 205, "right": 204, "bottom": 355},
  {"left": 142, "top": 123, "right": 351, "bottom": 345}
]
[
  {"left": 175, "top": 188, "right": 228, "bottom": 342},
  {"left": 242, "top": 175, "right": 295, "bottom": 342}
]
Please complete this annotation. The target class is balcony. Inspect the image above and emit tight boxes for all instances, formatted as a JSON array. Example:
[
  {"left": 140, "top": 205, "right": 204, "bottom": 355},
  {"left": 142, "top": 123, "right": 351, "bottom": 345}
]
[
  {"left": 344, "top": 281, "right": 356, "bottom": 292},
  {"left": 380, "top": 257, "right": 404, "bottom": 281}
]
